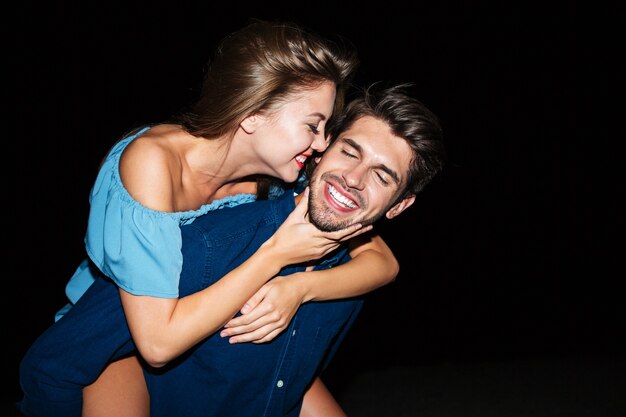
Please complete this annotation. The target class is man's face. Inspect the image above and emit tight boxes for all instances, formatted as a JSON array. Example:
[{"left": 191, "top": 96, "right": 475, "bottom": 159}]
[{"left": 308, "top": 115, "right": 414, "bottom": 232}]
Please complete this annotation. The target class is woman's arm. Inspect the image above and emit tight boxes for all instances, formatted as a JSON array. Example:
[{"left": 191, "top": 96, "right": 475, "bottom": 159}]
[
  {"left": 220, "top": 232, "right": 398, "bottom": 343},
  {"left": 301, "top": 233, "right": 399, "bottom": 301},
  {"left": 120, "top": 192, "right": 372, "bottom": 368}
]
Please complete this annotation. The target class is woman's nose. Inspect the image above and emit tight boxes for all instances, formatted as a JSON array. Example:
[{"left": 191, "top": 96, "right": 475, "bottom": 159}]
[{"left": 311, "top": 133, "right": 330, "bottom": 152}]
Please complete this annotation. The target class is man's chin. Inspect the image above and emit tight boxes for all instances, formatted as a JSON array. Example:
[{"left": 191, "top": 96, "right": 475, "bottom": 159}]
[
  {"left": 310, "top": 217, "right": 367, "bottom": 233},
  {"left": 309, "top": 218, "right": 348, "bottom": 233}
]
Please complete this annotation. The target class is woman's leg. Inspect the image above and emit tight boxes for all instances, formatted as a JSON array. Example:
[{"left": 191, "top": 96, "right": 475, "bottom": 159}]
[
  {"left": 18, "top": 277, "right": 136, "bottom": 417},
  {"left": 300, "top": 377, "right": 347, "bottom": 417},
  {"left": 82, "top": 355, "right": 149, "bottom": 417}
]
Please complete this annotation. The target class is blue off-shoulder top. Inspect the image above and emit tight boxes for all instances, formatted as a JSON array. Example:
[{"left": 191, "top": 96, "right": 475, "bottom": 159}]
[{"left": 56, "top": 126, "right": 262, "bottom": 320}]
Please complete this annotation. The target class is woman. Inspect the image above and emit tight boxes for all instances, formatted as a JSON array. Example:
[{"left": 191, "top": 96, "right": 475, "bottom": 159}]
[{"left": 19, "top": 20, "right": 398, "bottom": 417}]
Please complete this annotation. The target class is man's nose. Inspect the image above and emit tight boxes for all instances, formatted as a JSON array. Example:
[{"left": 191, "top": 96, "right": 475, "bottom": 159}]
[{"left": 343, "top": 166, "right": 366, "bottom": 190}]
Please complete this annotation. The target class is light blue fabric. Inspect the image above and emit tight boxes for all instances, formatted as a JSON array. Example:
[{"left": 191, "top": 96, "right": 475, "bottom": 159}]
[{"left": 58, "top": 126, "right": 257, "bottom": 320}]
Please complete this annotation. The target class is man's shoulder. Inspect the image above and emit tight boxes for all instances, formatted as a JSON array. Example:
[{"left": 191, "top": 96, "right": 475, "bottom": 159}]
[{"left": 183, "top": 191, "right": 295, "bottom": 236}]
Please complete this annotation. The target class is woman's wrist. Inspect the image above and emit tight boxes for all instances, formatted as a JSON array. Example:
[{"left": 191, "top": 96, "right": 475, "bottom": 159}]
[
  {"left": 255, "top": 240, "right": 286, "bottom": 276},
  {"left": 292, "top": 271, "right": 315, "bottom": 303}
]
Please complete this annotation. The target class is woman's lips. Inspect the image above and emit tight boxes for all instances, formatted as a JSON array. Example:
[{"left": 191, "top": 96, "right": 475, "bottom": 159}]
[{"left": 295, "top": 153, "right": 310, "bottom": 169}]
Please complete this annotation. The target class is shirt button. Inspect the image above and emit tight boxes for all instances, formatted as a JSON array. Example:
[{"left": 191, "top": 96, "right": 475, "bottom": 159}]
[
  {"left": 292, "top": 329, "right": 297, "bottom": 337},
  {"left": 276, "top": 380, "right": 284, "bottom": 388}
]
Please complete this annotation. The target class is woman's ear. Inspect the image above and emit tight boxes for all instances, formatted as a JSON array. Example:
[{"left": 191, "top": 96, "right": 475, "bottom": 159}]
[
  {"left": 385, "top": 194, "right": 416, "bottom": 219},
  {"left": 240, "top": 114, "right": 259, "bottom": 134}
]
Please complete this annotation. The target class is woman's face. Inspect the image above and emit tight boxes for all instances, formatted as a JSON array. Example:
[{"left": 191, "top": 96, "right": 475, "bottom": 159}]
[{"left": 250, "top": 81, "right": 336, "bottom": 183}]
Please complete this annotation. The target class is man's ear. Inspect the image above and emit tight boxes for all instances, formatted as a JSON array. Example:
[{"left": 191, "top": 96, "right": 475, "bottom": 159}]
[
  {"left": 240, "top": 114, "right": 260, "bottom": 134},
  {"left": 385, "top": 194, "right": 416, "bottom": 219}
]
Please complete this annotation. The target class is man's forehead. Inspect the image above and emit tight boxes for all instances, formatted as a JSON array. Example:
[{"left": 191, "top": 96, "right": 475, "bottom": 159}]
[{"left": 339, "top": 116, "right": 407, "bottom": 155}]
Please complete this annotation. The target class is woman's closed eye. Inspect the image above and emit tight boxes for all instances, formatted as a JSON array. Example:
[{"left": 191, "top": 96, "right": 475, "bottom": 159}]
[{"left": 308, "top": 124, "right": 320, "bottom": 134}]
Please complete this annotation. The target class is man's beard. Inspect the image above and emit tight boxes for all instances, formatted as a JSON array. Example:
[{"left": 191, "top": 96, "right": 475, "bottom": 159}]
[{"left": 307, "top": 173, "right": 382, "bottom": 232}]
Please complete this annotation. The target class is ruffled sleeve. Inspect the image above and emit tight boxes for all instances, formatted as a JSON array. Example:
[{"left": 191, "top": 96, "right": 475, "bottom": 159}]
[
  {"left": 87, "top": 195, "right": 183, "bottom": 298},
  {"left": 83, "top": 131, "right": 182, "bottom": 297}
]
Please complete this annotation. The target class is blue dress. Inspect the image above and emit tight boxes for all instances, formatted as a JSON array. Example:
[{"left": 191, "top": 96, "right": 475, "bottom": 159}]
[{"left": 56, "top": 126, "right": 257, "bottom": 320}]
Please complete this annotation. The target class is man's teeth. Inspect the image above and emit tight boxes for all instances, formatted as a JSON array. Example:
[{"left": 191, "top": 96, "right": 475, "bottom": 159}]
[{"left": 328, "top": 184, "right": 357, "bottom": 208}]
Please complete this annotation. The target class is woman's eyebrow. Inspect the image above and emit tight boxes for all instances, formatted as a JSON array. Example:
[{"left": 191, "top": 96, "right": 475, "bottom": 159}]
[{"left": 307, "top": 112, "right": 327, "bottom": 120}]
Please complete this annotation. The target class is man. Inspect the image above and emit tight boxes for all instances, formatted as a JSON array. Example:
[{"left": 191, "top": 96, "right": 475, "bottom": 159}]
[{"left": 145, "top": 83, "right": 446, "bottom": 416}]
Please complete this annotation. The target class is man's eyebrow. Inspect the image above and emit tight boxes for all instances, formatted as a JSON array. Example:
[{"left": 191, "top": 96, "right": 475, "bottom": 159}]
[{"left": 342, "top": 138, "right": 402, "bottom": 185}]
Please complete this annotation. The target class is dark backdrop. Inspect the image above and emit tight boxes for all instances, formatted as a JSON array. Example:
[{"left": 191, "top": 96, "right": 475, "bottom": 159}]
[{"left": 7, "top": 1, "right": 623, "bottom": 407}]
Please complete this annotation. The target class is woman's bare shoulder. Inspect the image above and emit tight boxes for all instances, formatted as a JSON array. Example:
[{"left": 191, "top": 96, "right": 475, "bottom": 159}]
[{"left": 119, "top": 124, "right": 183, "bottom": 211}]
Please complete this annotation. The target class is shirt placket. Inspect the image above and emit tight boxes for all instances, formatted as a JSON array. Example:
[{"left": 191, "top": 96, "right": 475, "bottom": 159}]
[{"left": 262, "top": 315, "right": 301, "bottom": 416}]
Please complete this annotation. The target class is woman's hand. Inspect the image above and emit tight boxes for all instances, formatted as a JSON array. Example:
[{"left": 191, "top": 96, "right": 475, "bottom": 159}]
[
  {"left": 220, "top": 274, "right": 305, "bottom": 343},
  {"left": 263, "top": 188, "right": 373, "bottom": 266},
  {"left": 222, "top": 187, "right": 375, "bottom": 344}
]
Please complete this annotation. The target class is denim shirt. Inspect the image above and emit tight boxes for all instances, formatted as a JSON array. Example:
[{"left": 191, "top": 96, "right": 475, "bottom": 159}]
[
  {"left": 18, "top": 190, "right": 363, "bottom": 417},
  {"left": 146, "top": 190, "right": 364, "bottom": 417}
]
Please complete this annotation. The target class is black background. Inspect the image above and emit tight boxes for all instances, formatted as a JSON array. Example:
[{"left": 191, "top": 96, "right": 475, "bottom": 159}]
[{"left": 7, "top": 1, "right": 624, "bottom": 408}]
